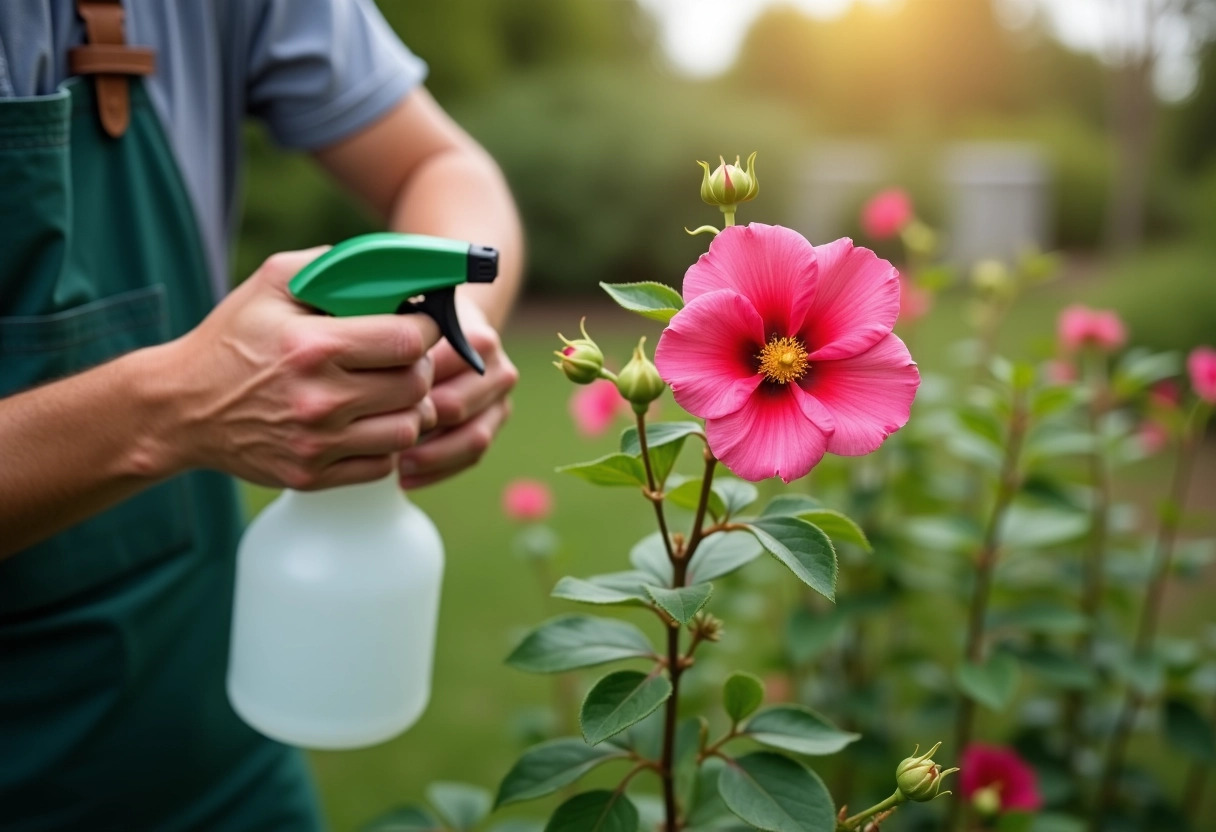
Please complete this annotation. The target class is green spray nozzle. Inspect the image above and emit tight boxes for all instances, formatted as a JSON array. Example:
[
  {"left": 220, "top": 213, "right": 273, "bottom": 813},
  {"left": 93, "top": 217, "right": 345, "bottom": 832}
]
[{"left": 289, "top": 232, "right": 498, "bottom": 373}]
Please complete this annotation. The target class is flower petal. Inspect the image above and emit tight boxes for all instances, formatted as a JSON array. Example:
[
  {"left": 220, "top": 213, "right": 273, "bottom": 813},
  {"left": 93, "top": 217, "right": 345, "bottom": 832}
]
[
  {"left": 655, "top": 290, "right": 765, "bottom": 420},
  {"left": 706, "top": 385, "right": 830, "bottom": 483},
  {"left": 801, "top": 333, "right": 919, "bottom": 456},
  {"left": 801, "top": 238, "right": 899, "bottom": 361},
  {"left": 682, "top": 224, "right": 818, "bottom": 337}
]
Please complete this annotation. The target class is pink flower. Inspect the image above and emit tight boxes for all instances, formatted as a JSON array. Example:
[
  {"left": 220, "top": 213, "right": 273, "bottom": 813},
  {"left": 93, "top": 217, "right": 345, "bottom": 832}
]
[
  {"left": 502, "top": 479, "right": 553, "bottom": 522},
  {"left": 861, "top": 189, "right": 913, "bottom": 240},
  {"left": 1188, "top": 346, "right": 1216, "bottom": 403},
  {"left": 1150, "top": 379, "right": 1180, "bottom": 410},
  {"left": 1057, "top": 305, "right": 1127, "bottom": 353},
  {"left": 1138, "top": 419, "right": 1170, "bottom": 455},
  {"left": 1045, "top": 359, "right": 1077, "bottom": 385},
  {"left": 654, "top": 224, "right": 919, "bottom": 483},
  {"left": 898, "top": 273, "right": 931, "bottom": 324},
  {"left": 960, "top": 745, "right": 1042, "bottom": 814},
  {"left": 569, "top": 379, "right": 626, "bottom": 437}
]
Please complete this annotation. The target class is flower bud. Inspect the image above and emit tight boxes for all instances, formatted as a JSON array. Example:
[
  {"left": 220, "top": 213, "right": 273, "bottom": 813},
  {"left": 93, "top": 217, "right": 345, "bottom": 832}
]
[
  {"left": 900, "top": 219, "right": 938, "bottom": 258},
  {"left": 698, "top": 152, "right": 758, "bottom": 208},
  {"left": 896, "top": 742, "right": 958, "bottom": 803},
  {"left": 689, "top": 611, "right": 724, "bottom": 642},
  {"left": 971, "top": 784, "right": 1002, "bottom": 817},
  {"left": 616, "top": 337, "right": 666, "bottom": 413},
  {"left": 971, "top": 259, "right": 1015, "bottom": 299},
  {"left": 553, "top": 318, "right": 604, "bottom": 385}
]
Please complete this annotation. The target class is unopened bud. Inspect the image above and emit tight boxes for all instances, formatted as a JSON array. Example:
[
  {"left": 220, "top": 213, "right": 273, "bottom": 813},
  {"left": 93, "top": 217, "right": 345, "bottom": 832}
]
[
  {"left": 698, "top": 152, "right": 758, "bottom": 208},
  {"left": 553, "top": 318, "right": 604, "bottom": 385},
  {"left": 689, "top": 611, "right": 724, "bottom": 642},
  {"left": 895, "top": 742, "right": 958, "bottom": 803},
  {"left": 616, "top": 336, "right": 666, "bottom": 413}
]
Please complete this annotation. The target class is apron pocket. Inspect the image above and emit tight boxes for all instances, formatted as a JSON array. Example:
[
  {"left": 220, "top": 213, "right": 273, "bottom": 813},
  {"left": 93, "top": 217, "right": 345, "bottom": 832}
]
[{"left": 0, "top": 285, "right": 195, "bottom": 617}]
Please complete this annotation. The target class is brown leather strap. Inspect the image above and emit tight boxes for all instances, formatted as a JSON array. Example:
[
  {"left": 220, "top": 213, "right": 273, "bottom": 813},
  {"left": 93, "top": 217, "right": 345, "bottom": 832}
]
[{"left": 70, "top": 0, "right": 157, "bottom": 139}]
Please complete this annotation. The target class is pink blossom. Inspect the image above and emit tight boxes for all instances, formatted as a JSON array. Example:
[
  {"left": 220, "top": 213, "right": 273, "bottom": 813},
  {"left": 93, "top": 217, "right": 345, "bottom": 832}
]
[
  {"left": 960, "top": 745, "right": 1042, "bottom": 813},
  {"left": 655, "top": 224, "right": 919, "bottom": 483},
  {"left": 1150, "top": 380, "right": 1180, "bottom": 410},
  {"left": 1057, "top": 305, "right": 1127, "bottom": 353},
  {"left": 1188, "top": 346, "right": 1216, "bottom": 404},
  {"left": 569, "top": 379, "right": 626, "bottom": 437},
  {"left": 861, "top": 189, "right": 913, "bottom": 240},
  {"left": 1138, "top": 420, "right": 1170, "bottom": 455},
  {"left": 898, "top": 273, "right": 931, "bottom": 324},
  {"left": 1045, "top": 359, "right": 1076, "bottom": 385},
  {"left": 502, "top": 479, "right": 553, "bottom": 522}
]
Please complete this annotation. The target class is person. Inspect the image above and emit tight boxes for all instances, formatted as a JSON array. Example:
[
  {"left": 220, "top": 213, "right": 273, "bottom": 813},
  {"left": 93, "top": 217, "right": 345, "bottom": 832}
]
[{"left": 0, "top": 1, "right": 522, "bottom": 829}]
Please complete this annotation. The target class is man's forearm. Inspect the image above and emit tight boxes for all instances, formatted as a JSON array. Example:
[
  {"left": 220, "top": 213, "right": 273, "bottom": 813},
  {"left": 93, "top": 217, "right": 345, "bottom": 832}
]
[
  {"left": 0, "top": 343, "right": 180, "bottom": 558},
  {"left": 388, "top": 144, "right": 524, "bottom": 328}
]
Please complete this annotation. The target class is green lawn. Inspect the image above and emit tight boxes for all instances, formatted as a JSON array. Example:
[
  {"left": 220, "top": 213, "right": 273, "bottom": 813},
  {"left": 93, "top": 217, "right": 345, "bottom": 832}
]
[{"left": 236, "top": 240, "right": 1214, "bottom": 830}]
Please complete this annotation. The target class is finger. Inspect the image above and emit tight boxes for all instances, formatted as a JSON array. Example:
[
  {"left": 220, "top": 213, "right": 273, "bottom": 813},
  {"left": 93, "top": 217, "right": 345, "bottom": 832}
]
[
  {"left": 429, "top": 353, "right": 518, "bottom": 428},
  {"left": 305, "top": 455, "right": 396, "bottom": 490},
  {"left": 324, "top": 405, "right": 431, "bottom": 463},
  {"left": 317, "top": 314, "right": 442, "bottom": 369},
  {"left": 257, "top": 247, "right": 332, "bottom": 292},
  {"left": 338, "top": 358, "right": 433, "bottom": 420},
  {"left": 398, "top": 400, "right": 509, "bottom": 480}
]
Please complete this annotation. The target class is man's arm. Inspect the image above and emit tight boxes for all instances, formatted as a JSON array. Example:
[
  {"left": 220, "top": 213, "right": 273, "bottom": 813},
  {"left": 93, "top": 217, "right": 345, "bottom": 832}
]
[{"left": 313, "top": 88, "right": 525, "bottom": 488}]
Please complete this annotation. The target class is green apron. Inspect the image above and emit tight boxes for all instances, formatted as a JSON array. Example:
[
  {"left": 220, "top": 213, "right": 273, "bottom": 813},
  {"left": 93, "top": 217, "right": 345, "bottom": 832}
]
[{"left": 0, "top": 43, "right": 323, "bottom": 832}]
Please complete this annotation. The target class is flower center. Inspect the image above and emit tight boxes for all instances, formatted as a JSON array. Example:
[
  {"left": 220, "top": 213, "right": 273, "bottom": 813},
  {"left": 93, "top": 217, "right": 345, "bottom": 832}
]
[{"left": 757, "top": 336, "right": 809, "bottom": 384}]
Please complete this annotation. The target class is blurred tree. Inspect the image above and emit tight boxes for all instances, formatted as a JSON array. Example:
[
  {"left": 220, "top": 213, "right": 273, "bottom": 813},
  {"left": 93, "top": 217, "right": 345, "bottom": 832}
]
[{"left": 1173, "top": 39, "right": 1216, "bottom": 172}]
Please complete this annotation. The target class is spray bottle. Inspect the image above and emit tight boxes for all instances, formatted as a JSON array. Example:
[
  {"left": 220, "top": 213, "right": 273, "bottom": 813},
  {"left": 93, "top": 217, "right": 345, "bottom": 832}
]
[{"left": 226, "top": 233, "right": 497, "bottom": 749}]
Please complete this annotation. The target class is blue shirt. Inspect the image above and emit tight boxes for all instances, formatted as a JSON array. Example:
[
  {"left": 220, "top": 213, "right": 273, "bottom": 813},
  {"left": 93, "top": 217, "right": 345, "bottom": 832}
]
[{"left": 0, "top": 0, "right": 428, "bottom": 298}]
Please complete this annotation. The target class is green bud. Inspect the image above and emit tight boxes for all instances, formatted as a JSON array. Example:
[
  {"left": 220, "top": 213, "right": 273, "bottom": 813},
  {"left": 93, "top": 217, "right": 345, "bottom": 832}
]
[
  {"left": 971, "top": 259, "right": 1015, "bottom": 299},
  {"left": 553, "top": 318, "right": 604, "bottom": 385},
  {"left": 972, "top": 784, "right": 1002, "bottom": 817},
  {"left": 698, "top": 152, "right": 759, "bottom": 208},
  {"left": 615, "top": 337, "right": 666, "bottom": 413},
  {"left": 900, "top": 220, "right": 938, "bottom": 258},
  {"left": 895, "top": 742, "right": 958, "bottom": 803}
]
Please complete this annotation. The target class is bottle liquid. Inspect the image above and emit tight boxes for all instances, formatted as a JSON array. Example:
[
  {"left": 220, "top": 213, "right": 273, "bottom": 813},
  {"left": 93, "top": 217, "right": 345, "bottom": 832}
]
[{"left": 226, "top": 233, "right": 497, "bottom": 749}]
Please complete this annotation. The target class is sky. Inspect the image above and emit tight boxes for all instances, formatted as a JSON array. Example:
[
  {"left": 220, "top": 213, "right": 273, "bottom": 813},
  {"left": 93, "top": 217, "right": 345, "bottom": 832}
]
[{"left": 635, "top": 0, "right": 1205, "bottom": 100}]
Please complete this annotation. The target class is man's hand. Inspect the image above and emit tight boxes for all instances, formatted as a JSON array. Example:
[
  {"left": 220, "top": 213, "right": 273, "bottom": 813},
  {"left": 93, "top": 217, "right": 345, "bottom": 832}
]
[
  {"left": 158, "top": 248, "right": 441, "bottom": 490},
  {"left": 398, "top": 302, "right": 518, "bottom": 489}
]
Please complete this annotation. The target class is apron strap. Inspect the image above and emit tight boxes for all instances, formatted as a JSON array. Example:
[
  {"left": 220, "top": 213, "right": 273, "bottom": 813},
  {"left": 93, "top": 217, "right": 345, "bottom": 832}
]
[{"left": 69, "top": 0, "right": 156, "bottom": 139}]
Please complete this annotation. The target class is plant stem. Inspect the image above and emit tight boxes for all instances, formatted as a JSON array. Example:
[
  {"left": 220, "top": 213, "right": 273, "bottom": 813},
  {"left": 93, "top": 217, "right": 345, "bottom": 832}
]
[
  {"left": 1182, "top": 689, "right": 1216, "bottom": 821},
  {"left": 947, "top": 387, "right": 1029, "bottom": 832},
  {"left": 840, "top": 790, "right": 905, "bottom": 831},
  {"left": 1093, "top": 403, "right": 1204, "bottom": 827},
  {"left": 636, "top": 411, "right": 676, "bottom": 562},
  {"left": 685, "top": 449, "right": 717, "bottom": 557},
  {"left": 1065, "top": 358, "right": 1112, "bottom": 767}
]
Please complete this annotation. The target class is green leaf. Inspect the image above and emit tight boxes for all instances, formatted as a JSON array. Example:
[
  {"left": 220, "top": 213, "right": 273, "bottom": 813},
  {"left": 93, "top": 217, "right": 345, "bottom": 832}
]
[
  {"left": 1164, "top": 698, "right": 1216, "bottom": 764},
  {"left": 581, "top": 670, "right": 673, "bottom": 745},
  {"left": 1113, "top": 348, "right": 1181, "bottom": 398},
  {"left": 723, "top": 671, "right": 765, "bottom": 722},
  {"left": 507, "top": 615, "right": 656, "bottom": 674},
  {"left": 667, "top": 479, "right": 726, "bottom": 519},
  {"left": 988, "top": 603, "right": 1090, "bottom": 635},
  {"left": 792, "top": 509, "right": 870, "bottom": 551},
  {"left": 426, "top": 782, "right": 492, "bottom": 831},
  {"left": 630, "top": 532, "right": 673, "bottom": 584},
  {"left": 999, "top": 504, "right": 1090, "bottom": 550},
  {"left": 557, "top": 454, "right": 646, "bottom": 487},
  {"left": 745, "top": 517, "right": 838, "bottom": 601},
  {"left": 687, "top": 532, "right": 764, "bottom": 583},
  {"left": 551, "top": 573, "right": 650, "bottom": 607},
  {"left": 488, "top": 822, "right": 545, "bottom": 832},
  {"left": 361, "top": 805, "right": 443, "bottom": 831},
  {"left": 713, "top": 479, "right": 759, "bottom": 517},
  {"left": 717, "top": 752, "right": 836, "bottom": 832},
  {"left": 544, "top": 790, "right": 640, "bottom": 832},
  {"left": 496, "top": 738, "right": 629, "bottom": 807},
  {"left": 1014, "top": 647, "right": 1096, "bottom": 690},
  {"left": 646, "top": 583, "right": 713, "bottom": 626},
  {"left": 620, "top": 421, "right": 701, "bottom": 486},
  {"left": 956, "top": 651, "right": 1021, "bottom": 710},
  {"left": 760, "top": 494, "right": 823, "bottom": 517},
  {"left": 743, "top": 705, "right": 860, "bottom": 755},
  {"left": 600, "top": 281, "right": 684, "bottom": 323}
]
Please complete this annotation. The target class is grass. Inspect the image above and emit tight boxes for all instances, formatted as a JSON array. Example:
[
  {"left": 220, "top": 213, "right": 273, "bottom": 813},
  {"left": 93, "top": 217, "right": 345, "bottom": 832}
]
[{"left": 235, "top": 239, "right": 1215, "bottom": 830}]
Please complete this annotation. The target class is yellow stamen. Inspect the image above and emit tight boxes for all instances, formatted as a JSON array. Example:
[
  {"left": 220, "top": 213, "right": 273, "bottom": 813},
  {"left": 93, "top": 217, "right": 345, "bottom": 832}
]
[{"left": 757, "top": 336, "right": 809, "bottom": 384}]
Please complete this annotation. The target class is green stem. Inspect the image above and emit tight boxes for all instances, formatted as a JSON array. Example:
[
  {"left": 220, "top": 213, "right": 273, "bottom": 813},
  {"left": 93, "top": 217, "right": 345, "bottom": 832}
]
[
  {"left": 947, "top": 387, "right": 1029, "bottom": 832},
  {"left": 635, "top": 411, "right": 676, "bottom": 562},
  {"left": 1093, "top": 401, "right": 1207, "bottom": 828},
  {"left": 684, "top": 449, "right": 717, "bottom": 559},
  {"left": 721, "top": 205, "right": 736, "bottom": 227},
  {"left": 840, "top": 790, "right": 906, "bottom": 830}
]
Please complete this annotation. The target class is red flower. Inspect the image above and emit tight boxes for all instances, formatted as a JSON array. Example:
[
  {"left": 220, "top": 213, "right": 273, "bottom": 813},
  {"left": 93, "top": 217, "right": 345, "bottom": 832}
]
[
  {"left": 861, "top": 188, "right": 913, "bottom": 240},
  {"left": 1057, "top": 305, "right": 1127, "bottom": 354},
  {"left": 502, "top": 479, "right": 553, "bottom": 522},
  {"left": 960, "top": 744, "right": 1042, "bottom": 814},
  {"left": 1189, "top": 346, "right": 1216, "bottom": 404},
  {"left": 569, "top": 379, "right": 627, "bottom": 437}
]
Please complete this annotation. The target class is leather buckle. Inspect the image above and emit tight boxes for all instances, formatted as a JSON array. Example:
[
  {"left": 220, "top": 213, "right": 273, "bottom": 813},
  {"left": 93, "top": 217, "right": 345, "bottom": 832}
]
[{"left": 74, "top": 0, "right": 157, "bottom": 139}]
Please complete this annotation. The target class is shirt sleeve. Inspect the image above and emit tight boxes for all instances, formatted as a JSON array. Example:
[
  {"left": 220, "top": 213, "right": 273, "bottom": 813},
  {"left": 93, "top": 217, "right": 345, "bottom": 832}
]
[{"left": 241, "top": 0, "right": 427, "bottom": 150}]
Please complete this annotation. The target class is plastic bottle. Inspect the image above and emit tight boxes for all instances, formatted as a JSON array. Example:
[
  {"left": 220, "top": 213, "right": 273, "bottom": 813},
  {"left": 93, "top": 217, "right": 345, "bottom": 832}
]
[{"left": 226, "top": 474, "right": 443, "bottom": 749}]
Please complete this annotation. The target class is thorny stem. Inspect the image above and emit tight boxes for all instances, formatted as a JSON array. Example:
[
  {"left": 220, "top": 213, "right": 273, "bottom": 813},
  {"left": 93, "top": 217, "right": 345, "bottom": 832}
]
[
  {"left": 839, "top": 790, "right": 906, "bottom": 831},
  {"left": 947, "top": 387, "right": 1029, "bottom": 832},
  {"left": 1065, "top": 356, "right": 1113, "bottom": 765},
  {"left": 1093, "top": 402, "right": 1207, "bottom": 828}
]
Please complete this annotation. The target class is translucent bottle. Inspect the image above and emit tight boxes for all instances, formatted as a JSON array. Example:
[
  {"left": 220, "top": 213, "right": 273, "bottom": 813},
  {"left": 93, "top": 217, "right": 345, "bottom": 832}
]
[{"left": 227, "top": 474, "right": 443, "bottom": 749}]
